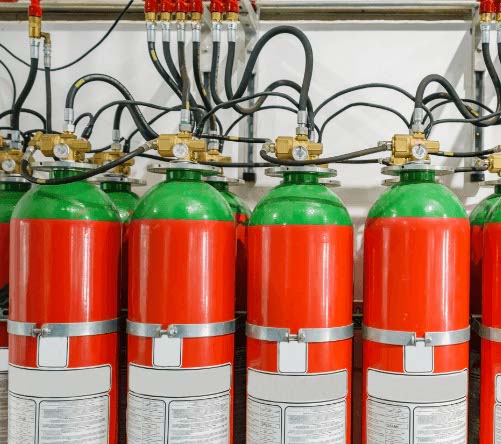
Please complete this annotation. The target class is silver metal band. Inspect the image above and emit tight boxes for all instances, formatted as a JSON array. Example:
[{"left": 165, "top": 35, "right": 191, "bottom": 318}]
[
  {"left": 126, "top": 319, "right": 236, "bottom": 339},
  {"left": 362, "top": 324, "right": 470, "bottom": 346},
  {"left": 8, "top": 318, "right": 121, "bottom": 338},
  {"left": 471, "top": 317, "right": 501, "bottom": 343},
  {"left": 246, "top": 322, "right": 354, "bottom": 343}
]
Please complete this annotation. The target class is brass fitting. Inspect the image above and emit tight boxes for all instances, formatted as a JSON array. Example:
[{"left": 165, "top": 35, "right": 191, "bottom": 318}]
[
  {"left": 91, "top": 149, "right": 133, "bottom": 176},
  {"left": 160, "top": 11, "right": 173, "bottom": 21},
  {"left": 487, "top": 151, "right": 501, "bottom": 173},
  {"left": 29, "top": 15, "right": 42, "bottom": 39},
  {"left": 177, "top": 11, "right": 187, "bottom": 21},
  {"left": 29, "top": 132, "right": 91, "bottom": 162},
  {"left": 481, "top": 12, "right": 493, "bottom": 22},
  {"left": 40, "top": 31, "right": 51, "bottom": 44},
  {"left": 0, "top": 149, "right": 26, "bottom": 175},
  {"left": 226, "top": 11, "right": 239, "bottom": 21},
  {"left": 157, "top": 132, "right": 206, "bottom": 160},
  {"left": 195, "top": 149, "right": 231, "bottom": 163},
  {"left": 211, "top": 11, "right": 222, "bottom": 21},
  {"left": 497, "top": 12, "right": 501, "bottom": 21},
  {"left": 274, "top": 134, "right": 323, "bottom": 161},
  {"left": 191, "top": 11, "right": 202, "bottom": 22},
  {"left": 0, "top": 136, "right": 3, "bottom": 150},
  {"left": 145, "top": 11, "right": 157, "bottom": 22},
  {"left": 389, "top": 133, "right": 440, "bottom": 165}
]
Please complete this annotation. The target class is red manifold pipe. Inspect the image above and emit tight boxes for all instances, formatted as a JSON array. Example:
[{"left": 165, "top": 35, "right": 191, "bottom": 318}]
[
  {"left": 210, "top": 0, "right": 224, "bottom": 14},
  {"left": 480, "top": 0, "right": 495, "bottom": 15},
  {"left": 191, "top": 0, "right": 204, "bottom": 15},
  {"left": 159, "top": 0, "right": 175, "bottom": 13},
  {"left": 226, "top": 0, "right": 239, "bottom": 14},
  {"left": 29, "top": 0, "right": 42, "bottom": 17}
]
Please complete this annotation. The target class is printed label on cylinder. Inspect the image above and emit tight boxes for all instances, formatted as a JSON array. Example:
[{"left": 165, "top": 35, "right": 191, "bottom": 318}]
[
  {"left": 494, "top": 375, "right": 501, "bottom": 444},
  {"left": 8, "top": 365, "right": 111, "bottom": 444},
  {"left": 366, "top": 369, "right": 468, "bottom": 444},
  {"left": 0, "top": 348, "right": 8, "bottom": 443},
  {"left": 127, "top": 364, "right": 231, "bottom": 444},
  {"left": 247, "top": 369, "right": 348, "bottom": 444}
]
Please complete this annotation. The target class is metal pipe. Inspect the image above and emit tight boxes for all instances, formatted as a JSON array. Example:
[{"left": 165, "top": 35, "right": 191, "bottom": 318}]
[{"left": 258, "top": 0, "right": 478, "bottom": 9}]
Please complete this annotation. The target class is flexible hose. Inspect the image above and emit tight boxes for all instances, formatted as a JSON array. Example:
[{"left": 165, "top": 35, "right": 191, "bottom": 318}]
[
  {"left": 65, "top": 74, "right": 157, "bottom": 141},
  {"left": 45, "top": 67, "right": 52, "bottom": 133},
  {"left": 0, "top": 108, "right": 46, "bottom": 128},
  {"left": 21, "top": 142, "right": 153, "bottom": 186},
  {"left": 260, "top": 145, "right": 389, "bottom": 166},
  {"left": 0, "top": 59, "right": 16, "bottom": 108},
  {"left": 178, "top": 41, "right": 190, "bottom": 110},
  {"left": 431, "top": 148, "right": 498, "bottom": 158},
  {"left": 163, "top": 41, "right": 182, "bottom": 87},
  {"left": 192, "top": 41, "right": 217, "bottom": 132},
  {"left": 11, "top": 57, "right": 39, "bottom": 131}
]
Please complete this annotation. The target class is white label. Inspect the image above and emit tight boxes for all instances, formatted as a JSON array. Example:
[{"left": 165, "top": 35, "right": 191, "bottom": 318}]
[
  {"left": 247, "top": 370, "right": 347, "bottom": 444},
  {"left": 278, "top": 342, "right": 307, "bottom": 374},
  {"left": 153, "top": 336, "right": 182, "bottom": 368},
  {"left": 495, "top": 405, "right": 501, "bottom": 444},
  {"left": 127, "top": 364, "right": 231, "bottom": 444},
  {"left": 367, "top": 369, "right": 468, "bottom": 444},
  {"left": 8, "top": 365, "right": 111, "bottom": 444},
  {"left": 0, "top": 371, "right": 7, "bottom": 442},
  {"left": 404, "top": 342, "right": 433, "bottom": 374},
  {"left": 37, "top": 337, "right": 68, "bottom": 368}
]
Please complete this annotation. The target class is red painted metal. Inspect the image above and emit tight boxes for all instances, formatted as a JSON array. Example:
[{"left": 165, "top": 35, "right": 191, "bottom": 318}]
[
  {"left": 247, "top": 224, "right": 354, "bottom": 441},
  {"left": 28, "top": 0, "right": 42, "bottom": 17},
  {"left": 363, "top": 217, "right": 470, "bottom": 443},
  {"left": 9, "top": 219, "right": 122, "bottom": 443}
]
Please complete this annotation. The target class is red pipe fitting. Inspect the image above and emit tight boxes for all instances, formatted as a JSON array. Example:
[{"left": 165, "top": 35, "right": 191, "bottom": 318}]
[
  {"left": 144, "top": 0, "right": 158, "bottom": 13},
  {"left": 159, "top": 0, "right": 175, "bottom": 13},
  {"left": 29, "top": 0, "right": 42, "bottom": 18},
  {"left": 210, "top": 0, "right": 224, "bottom": 14},
  {"left": 495, "top": 0, "right": 501, "bottom": 13},
  {"left": 480, "top": 0, "right": 495, "bottom": 15},
  {"left": 191, "top": 0, "right": 204, "bottom": 15},
  {"left": 226, "top": 0, "right": 239, "bottom": 14},
  {"left": 176, "top": 0, "right": 189, "bottom": 13}
]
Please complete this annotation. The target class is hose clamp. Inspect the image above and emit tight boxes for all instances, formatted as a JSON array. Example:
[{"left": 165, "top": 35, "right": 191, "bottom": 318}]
[
  {"left": 362, "top": 324, "right": 470, "bottom": 347},
  {"left": 126, "top": 319, "right": 236, "bottom": 339},
  {"left": 8, "top": 318, "right": 121, "bottom": 338},
  {"left": 43, "top": 43, "right": 51, "bottom": 69},
  {"left": 246, "top": 323, "right": 354, "bottom": 343},
  {"left": 471, "top": 316, "right": 501, "bottom": 343},
  {"left": 146, "top": 21, "right": 157, "bottom": 43},
  {"left": 10, "top": 130, "right": 21, "bottom": 149}
]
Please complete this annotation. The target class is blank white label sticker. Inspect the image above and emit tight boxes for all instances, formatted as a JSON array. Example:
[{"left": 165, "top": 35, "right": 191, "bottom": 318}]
[
  {"left": 404, "top": 342, "right": 433, "bottom": 373},
  {"left": 153, "top": 336, "right": 182, "bottom": 368},
  {"left": 38, "top": 337, "right": 68, "bottom": 368},
  {"left": 278, "top": 342, "right": 307, "bottom": 373}
]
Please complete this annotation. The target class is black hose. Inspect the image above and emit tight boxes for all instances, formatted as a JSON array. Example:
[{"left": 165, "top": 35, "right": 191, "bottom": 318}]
[
  {"left": 0, "top": 59, "right": 16, "bottom": 108},
  {"left": 11, "top": 57, "right": 39, "bottom": 131},
  {"left": 65, "top": 74, "right": 157, "bottom": 141},
  {"left": 163, "top": 41, "right": 182, "bottom": 87},
  {"left": 0, "top": 108, "right": 46, "bottom": 129},
  {"left": 178, "top": 41, "right": 190, "bottom": 111},
  {"left": 481, "top": 42, "right": 501, "bottom": 124},
  {"left": 210, "top": 41, "right": 226, "bottom": 106},
  {"left": 431, "top": 148, "right": 498, "bottom": 158},
  {"left": 260, "top": 145, "right": 388, "bottom": 166},
  {"left": 44, "top": 67, "right": 52, "bottom": 133},
  {"left": 192, "top": 41, "right": 217, "bottom": 132},
  {"left": 21, "top": 143, "right": 152, "bottom": 186},
  {"left": 113, "top": 104, "right": 126, "bottom": 134},
  {"left": 454, "top": 166, "right": 488, "bottom": 173}
]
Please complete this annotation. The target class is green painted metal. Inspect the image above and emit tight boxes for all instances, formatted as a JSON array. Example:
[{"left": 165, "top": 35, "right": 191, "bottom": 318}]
[
  {"left": 100, "top": 181, "right": 140, "bottom": 223},
  {"left": 13, "top": 169, "right": 119, "bottom": 222},
  {"left": 484, "top": 185, "right": 501, "bottom": 224},
  {"left": 0, "top": 181, "right": 31, "bottom": 223},
  {"left": 368, "top": 170, "right": 467, "bottom": 219},
  {"left": 250, "top": 171, "right": 352, "bottom": 226},
  {"left": 471, "top": 185, "right": 501, "bottom": 226},
  {"left": 208, "top": 181, "right": 251, "bottom": 220},
  {"left": 132, "top": 169, "right": 233, "bottom": 222}
]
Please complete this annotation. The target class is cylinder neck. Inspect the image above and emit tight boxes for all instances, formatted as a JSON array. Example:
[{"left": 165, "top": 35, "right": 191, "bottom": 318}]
[
  {"left": 50, "top": 169, "right": 83, "bottom": 180},
  {"left": 166, "top": 169, "right": 203, "bottom": 182},
  {"left": 101, "top": 181, "right": 132, "bottom": 193},
  {"left": 282, "top": 172, "right": 320, "bottom": 185},
  {"left": 0, "top": 181, "right": 31, "bottom": 192},
  {"left": 398, "top": 170, "right": 436, "bottom": 183},
  {"left": 495, "top": 185, "right": 501, "bottom": 195},
  {"left": 209, "top": 181, "right": 229, "bottom": 192}
]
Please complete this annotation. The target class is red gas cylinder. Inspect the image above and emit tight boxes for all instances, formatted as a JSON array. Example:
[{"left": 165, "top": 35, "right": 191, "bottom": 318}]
[
  {"left": 247, "top": 166, "right": 353, "bottom": 443},
  {"left": 478, "top": 189, "right": 501, "bottom": 444},
  {"left": 363, "top": 164, "right": 470, "bottom": 444}
]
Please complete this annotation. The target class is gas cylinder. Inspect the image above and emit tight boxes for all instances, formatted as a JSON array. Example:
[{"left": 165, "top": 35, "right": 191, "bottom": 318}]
[
  {"left": 8, "top": 159, "right": 122, "bottom": 443},
  {"left": 469, "top": 181, "right": 501, "bottom": 444},
  {"left": 477, "top": 184, "right": 501, "bottom": 444},
  {"left": 206, "top": 175, "right": 251, "bottom": 444},
  {"left": 363, "top": 164, "right": 470, "bottom": 444},
  {"left": 90, "top": 151, "right": 145, "bottom": 444},
  {"left": 0, "top": 148, "right": 31, "bottom": 442},
  {"left": 127, "top": 162, "right": 236, "bottom": 443},
  {"left": 246, "top": 165, "right": 354, "bottom": 444}
]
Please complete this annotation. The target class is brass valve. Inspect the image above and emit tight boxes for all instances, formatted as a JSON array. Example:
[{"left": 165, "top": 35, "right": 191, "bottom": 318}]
[
  {"left": 191, "top": 12, "right": 202, "bottom": 21},
  {"left": 0, "top": 149, "right": 28, "bottom": 175},
  {"left": 487, "top": 151, "right": 501, "bottom": 173},
  {"left": 0, "top": 136, "right": 3, "bottom": 150},
  {"left": 389, "top": 133, "right": 440, "bottom": 166},
  {"left": 157, "top": 132, "right": 206, "bottom": 160},
  {"left": 195, "top": 149, "right": 232, "bottom": 164},
  {"left": 226, "top": 11, "right": 239, "bottom": 21},
  {"left": 274, "top": 135, "right": 323, "bottom": 161},
  {"left": 29, "top": 132, "right": 91, "bottom": 162},
  {"left": 29, "top": 15, "right": 42, "bottom": 39},
  {"left": 91, "top": 149, "right": 134, "bottom": 176}
]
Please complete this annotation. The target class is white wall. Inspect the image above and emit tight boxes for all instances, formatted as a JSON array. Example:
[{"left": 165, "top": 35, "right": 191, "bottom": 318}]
[{"left": 0, "top": 19, "right": 500, "bottom": 300}]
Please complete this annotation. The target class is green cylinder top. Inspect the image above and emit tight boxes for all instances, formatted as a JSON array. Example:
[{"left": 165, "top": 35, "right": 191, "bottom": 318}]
[
  {"left": 132, "top": 168, "right": 233, "bottom": 221},
  {"left": 12, "top": 169, "right": 120, "bottom": 222},
  {"left": 250, "top": 171, "right": 352, "bottom": 226},
  {"left": 0, "top": 181, "right": 31, "bottom": 223},
  {"left": 207, "top": 181, "right": 251, "bottom": 219},
  {"left": 100, "top": 181, "right": 140, "bottom": 223},
  {"left": 368, "top": 170, "right": 467, "bottom": 219},
  {"left": 470, "top": 185, "right": 501, "bottom": 226}
]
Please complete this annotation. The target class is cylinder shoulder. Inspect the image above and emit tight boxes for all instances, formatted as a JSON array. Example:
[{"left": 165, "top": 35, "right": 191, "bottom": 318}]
[
  {"left": 12, "top": 182, "right": 120, "bottom": 222},
  {"left": 132, "top": 180, "right": 233, "bottom": 221},
  {"left": 0, "top": 190, "right": 29, "bottom": 223},
  {"left": 220, "top": 190, "right": 251, "bottom": 219},
  {"left": 250, "top": 183, "right": 352, "bottom": 226},
  {"left": 470, "top": 192, "right": 501, "bottom": 226},
  {"left": 105, "top": 191, "right": 140, "bottom": 223},
  {"left": 368, "top": 182, "right": 467, "bottom": 219}
]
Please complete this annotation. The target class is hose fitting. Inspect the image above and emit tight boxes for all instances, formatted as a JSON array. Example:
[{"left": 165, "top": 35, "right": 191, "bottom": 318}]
[
  {"left": 481, "top": 21, "right": 491, "bottom": 43},
  {"left": 64, "top": 108, "right": 75, "bottom": 133},
  {"left": 177, "top": 21, "right": 186, "bottom": 43},
  {"left": 192, "top": 21, "right": 202, "bottom": 42},
  {"left": 227, "top": 21, "right": 238, "bottom": 43},
  {"left": 42, "top": 33, "right": 51, "bottom": 68},
  {"left": 212, "top": 20, "right": 222, "bottom": 42},
  {"left": 146, "top": 21, "right": 157, "bottom": 43},
  {"left": 411, "top": 107, "right": 425, "bottom": 133},
  {"left": 161, "top": 20, "right": 171, "bottom": 42}
]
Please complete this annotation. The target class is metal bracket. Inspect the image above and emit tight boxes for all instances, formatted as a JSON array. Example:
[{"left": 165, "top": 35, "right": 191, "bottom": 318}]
[
  {"left": 246, "top": 322, "right": 354, "bottom": 343},
  {"left": 471, "top": 316, "right": 501, "bottom": 343},
  {"left": 8, "top": 318, "right": 121, "bottom": 338},
  {"left": 362, "top": 324, "right": 470, "bottom": 347},
  {"left": 126, "top": 319, "right": 236, "bottom": 339}
]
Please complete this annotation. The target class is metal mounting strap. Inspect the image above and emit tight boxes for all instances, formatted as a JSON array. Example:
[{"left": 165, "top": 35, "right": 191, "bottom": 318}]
[
  {"left": 126, "top": 319, "right": 236, "bottom": 339},
  {"left": 362, "top": 324, "right": 470, "bottom": 347},
  {"left": 7, "top": 318, "right": 121, "bottom": 338},
  {"left": 245, "top": 323, "right": 354, "bottom": 343},
  {"left": 471, "top": 316, "right": 501, "bottom": 343}
]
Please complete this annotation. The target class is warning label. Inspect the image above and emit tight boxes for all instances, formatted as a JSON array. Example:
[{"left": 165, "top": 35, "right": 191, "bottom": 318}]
[
  {"left": 8, "top": 396, "right": 36, "bottom": 444},
  {"left": 367, "top": 400, "right": 410, "bottom": 444},
  {"left": 414, "top": 402, "right": 467, "bottom": 444},
  {"left": 0, "top": 371, "right": 7, "bottom": 442},
  {"left": 127, "top": 395, "right": 166, "bottom": 443},
  {"left": 495, "top": 405, "right": 501, "bottom": 444},
  {"left": 247, "top": 400, "right": 281, "bottom": 444}
]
